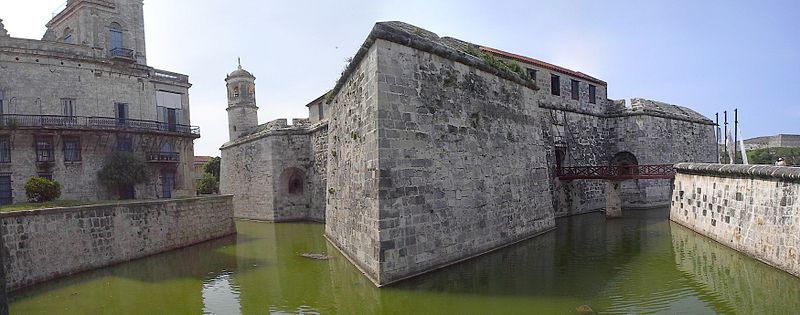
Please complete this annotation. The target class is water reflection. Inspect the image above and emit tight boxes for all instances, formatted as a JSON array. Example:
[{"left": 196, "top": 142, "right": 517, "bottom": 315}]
[
  {"left": 203, "top": 271, "right": 241, "bottom": 315},
  {"left": 9, "top": 209, "right": 800, "bottom": 314},
  {"left": 671, "top": 222, "right": 800, "bottom": 314}
]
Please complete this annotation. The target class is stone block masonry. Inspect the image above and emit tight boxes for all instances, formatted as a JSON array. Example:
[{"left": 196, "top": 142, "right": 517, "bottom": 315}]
[
  {"left": 670, "top": 163, "right": 800, "bottom": 278},
  {"left": 325, "top": 22, "right": 556, "bottom": 286},
  {"left": 1, "top": 195, "right": 236, "bottom": 292}
]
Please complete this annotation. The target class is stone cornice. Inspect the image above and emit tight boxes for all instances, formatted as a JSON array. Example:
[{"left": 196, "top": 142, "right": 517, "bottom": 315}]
[
  {"left": 220, "top": 121, "right": 329, "bottom": 150},
  {"left": 674, "top": 163, "right": 800, "bottom": 181}
]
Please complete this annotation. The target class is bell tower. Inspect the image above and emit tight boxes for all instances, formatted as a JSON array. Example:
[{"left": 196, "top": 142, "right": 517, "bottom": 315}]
[
  {"left": 226, "top": 59, "right": 258, "bottom": 141},
  {"left": 45, "top": 0, "right": 148, "bottom": 64}
]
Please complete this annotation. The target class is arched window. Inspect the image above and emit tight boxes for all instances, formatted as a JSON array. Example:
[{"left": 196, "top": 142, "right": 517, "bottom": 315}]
[
  {"left": 109, "top": 22, "right": 123, "bottom": 51},
  {"left": 232, "top": 86, "right": 240, "bottom": 98},
  {"left": 63, "top": 28, "right": 73, "bottom": 44}
]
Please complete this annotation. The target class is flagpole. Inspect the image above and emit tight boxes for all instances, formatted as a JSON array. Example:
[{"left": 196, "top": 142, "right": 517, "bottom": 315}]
[
  {"left": 724, "top": 111, "right": 728, "bottom": 164},
  {"left": 734, "top": 109, "right": 739, "bottom": 164},
  {"left": 716, "top": 113, "right": 720, "bottom": 163}
]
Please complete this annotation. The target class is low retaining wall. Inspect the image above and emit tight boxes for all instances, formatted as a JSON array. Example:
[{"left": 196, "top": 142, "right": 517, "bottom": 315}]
[
  {"left": 670, "top": 163, "right": 800, "bottom": 278},
  {"left": 1, "top": 195, "right": 236, "bottom": 292}
]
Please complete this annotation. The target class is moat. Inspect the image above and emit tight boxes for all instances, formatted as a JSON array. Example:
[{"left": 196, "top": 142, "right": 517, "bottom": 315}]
[{"left": 10, "top": 208, "right": 800, "bottom": 314}]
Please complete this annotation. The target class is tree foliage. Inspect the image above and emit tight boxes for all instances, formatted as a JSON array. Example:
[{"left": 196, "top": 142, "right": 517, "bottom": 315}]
[
  {"left": 197, "top": 156, "right": 221, "bottom": 195},
  {"left": 746, "top": 147, "right": 800, "bottom": 165},
  {"left": 98, "top": 152, "right": 150, "bottom": 188},
  {"left": 203, "top": 157, "right": 221, "bottom": 182},
  {"left": 25, "top": 177, "right": 62, "bottom": 203}
]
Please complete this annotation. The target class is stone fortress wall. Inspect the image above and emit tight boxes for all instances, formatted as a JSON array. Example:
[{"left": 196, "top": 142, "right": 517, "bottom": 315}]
[
  {"left": 220, "top": 119, "right": 328, "bottom": 222},
  {"left": 1, "top": 195, "right": 235, "bottom": 292},
  {"left": 220, "top": 21, "right": 717, "bottom": 286},
  {"left": 320, "top": 22, "right": 716, "bottom": 285},
  {"left": 670, "top": 163, "right": 800, "bottom": 278}
]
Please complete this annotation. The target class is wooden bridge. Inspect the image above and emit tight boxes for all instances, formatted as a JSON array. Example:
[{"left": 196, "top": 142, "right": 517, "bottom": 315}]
[
  {"left": 557, "top": 164, "right": 676, "bottom": 181},
  {"left": 556, "top": 164, "right": 676, "bottom": 219}
]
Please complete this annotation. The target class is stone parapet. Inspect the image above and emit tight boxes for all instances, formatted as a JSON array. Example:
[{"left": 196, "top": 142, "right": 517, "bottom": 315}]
[
  {"left": 0, "top": 195, "right": 236, "bottom": 292},
  {"left": 674, "top": 163, "right": 800, "bottom": 180},
  {"left": 670, "top": 164, "right": 800, "bottom": 278}
]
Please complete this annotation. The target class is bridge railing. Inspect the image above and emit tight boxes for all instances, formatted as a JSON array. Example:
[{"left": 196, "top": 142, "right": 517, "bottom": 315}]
[{"left": 557, "top": 164, "right": 676, "bottom": 180}]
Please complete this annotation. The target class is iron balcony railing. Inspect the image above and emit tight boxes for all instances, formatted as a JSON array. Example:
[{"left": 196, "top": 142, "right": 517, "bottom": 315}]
[
  {"left": 0, "top": 114, "right": 200, "bottom": 137},
  {"left": 146, "top": 152, "right": 180, "bottom": 163},
  {"left": 557, "top": 164, "right": 676, "bottom": 181},
  {"left": 110, "top": 47, "right": 135, "bottom": 60}
]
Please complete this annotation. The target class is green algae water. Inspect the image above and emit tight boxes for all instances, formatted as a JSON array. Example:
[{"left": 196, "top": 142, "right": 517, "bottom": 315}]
[{"left": 10, "top": 208, "right": 800, "bottom": 314}]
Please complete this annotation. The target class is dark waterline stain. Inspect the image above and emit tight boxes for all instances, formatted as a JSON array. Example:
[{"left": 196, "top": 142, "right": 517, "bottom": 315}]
[{"left": 10, "top": 208, "right": 800, "bottom": 314}]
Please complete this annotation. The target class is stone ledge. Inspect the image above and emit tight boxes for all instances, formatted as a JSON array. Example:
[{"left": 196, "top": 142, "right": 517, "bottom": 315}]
[
  {"left": 220, "top": 121, "right": 328, "bottom": 150},
  {"left": 328, "top": 21, "right": 538, "bottom": 103},
  {"left": 674, "top": 163, "right": 800, "bottom": 180},
  {"left": 0, "top": 195, "right": 234, "bottom": 218}
]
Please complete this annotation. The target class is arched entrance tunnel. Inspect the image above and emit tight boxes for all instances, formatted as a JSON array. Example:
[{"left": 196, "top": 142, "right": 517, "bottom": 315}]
[{"left": 276, "top": 167, "right": 310, "bottom": 220}]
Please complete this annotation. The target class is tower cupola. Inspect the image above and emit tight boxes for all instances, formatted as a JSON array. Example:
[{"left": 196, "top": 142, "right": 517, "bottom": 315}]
[{"left": 226, "top": 59, "right": 258, "bottom": 140}]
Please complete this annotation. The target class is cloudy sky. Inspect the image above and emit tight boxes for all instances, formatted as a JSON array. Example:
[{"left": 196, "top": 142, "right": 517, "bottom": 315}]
[{"left": 2, "top": 0, "right": 798, "bottom": 156}]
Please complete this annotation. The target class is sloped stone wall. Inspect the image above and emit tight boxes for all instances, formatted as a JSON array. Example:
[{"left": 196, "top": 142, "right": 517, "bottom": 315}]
[
  {"left": 324, "top": 44, "right": 382, "bottom": 280},
  {"left": 366, "top": 39, "right": 554, "bottom": 285},
  {"left": 1, "top": 195, "right": 235, "bottom": 291}
]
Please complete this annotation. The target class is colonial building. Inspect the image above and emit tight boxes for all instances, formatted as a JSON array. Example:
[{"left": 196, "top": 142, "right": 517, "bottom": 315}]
[
  {"left": 221, "top": 21, "right": 716, "bottom": 286},
  {"left": 0, "top": 0, "right": 199, "bottom": 204},
  {"left": 744, "top": 134, "right": 800, "bottom": 150}
]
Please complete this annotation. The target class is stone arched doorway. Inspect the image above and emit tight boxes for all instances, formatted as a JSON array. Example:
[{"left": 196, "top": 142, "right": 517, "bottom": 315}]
[
  {"left": 610, "top": 151, "right": 638, "bottom": 166},
  {"left": 611, "top": 151, "right": 638, "bottom": 176},
  {"left": 277, "top": 167, "right": 309, "bottom": 220},
  {"left": 610, "top": 151, "right": 646, "bottom": 207}
]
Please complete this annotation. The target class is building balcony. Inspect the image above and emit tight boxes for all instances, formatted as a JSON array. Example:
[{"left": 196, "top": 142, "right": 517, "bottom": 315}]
[
  {"left": 0, "top": 114, "right": 200, "bottom": 138},
  {"left": 146, "top": 152, "right": 180, "bottom": 163},
  {"left": 110, "top": 47, "right": 135, "bottom": 61}
]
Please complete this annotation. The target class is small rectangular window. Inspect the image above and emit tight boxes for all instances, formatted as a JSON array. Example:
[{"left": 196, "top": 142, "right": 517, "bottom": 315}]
[
  {"left": 318, "top": 103, "right": 325, "bottom": 120},
  {"left": 0, "top": 136, "right": 10, "bottom": 163},
  {"left": 61, "top": 99, "right": 76, "bottom": 117},
  {"left": 589, "top": 85, "right": 597, "bottom": 104},
  {"left": 527, "top": 68, "right": 537, "bottom": 81},
  {"left": 64, "top": 137, "right": 81, "bottom": 162},
  {"left": 116, "top": 103, "right": 129, "bottom": 127},
  {"left": 571, "top": 80, "right": 580, "bottom": 100},
  {"left": 36, "top": 136, "right": 54, "bottom": 162},
  {"left": 550, "top": 74, "right": 560, "bottom": 96},
  {"left": 117, "top": 135, "right": 133, "bottom": 152}
]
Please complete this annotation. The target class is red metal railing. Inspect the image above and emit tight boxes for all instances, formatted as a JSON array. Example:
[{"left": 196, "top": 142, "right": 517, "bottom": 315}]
[{"left": 557, "top": 164, "right": 676, "bottom": 180}]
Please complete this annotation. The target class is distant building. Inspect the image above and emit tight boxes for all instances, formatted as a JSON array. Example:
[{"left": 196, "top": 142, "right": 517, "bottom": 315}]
[
  {"left": 744, "top": 134, "right": 800, "bottom": 150},
  {"left": 194, "top": 156, "right": 213, "bottom": 180},
  {"left": 0, "top": 0, "right": 199, "bottom": 205}
]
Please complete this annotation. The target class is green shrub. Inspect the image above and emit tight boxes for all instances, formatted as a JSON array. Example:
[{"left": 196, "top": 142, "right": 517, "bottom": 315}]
[
  {"left": 25, "top": 177, "right": 62, "bottom": 203},
  {"left": 197, "top": 173, "right": 219, "bottom": 195},
  {"left": 746, "top": 147, "right": 800, "bottom": 165}
]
